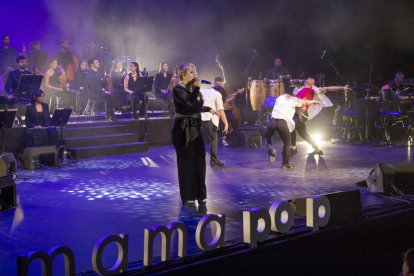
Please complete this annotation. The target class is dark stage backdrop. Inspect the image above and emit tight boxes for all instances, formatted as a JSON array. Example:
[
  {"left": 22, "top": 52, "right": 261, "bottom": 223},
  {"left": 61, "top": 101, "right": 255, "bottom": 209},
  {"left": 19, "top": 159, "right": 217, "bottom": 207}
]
[
  {"left": 1, "top": 0, "right": 413, "bottom": 87},
  {"left": 96, "top": 0, "right": 414, "bottom": 87}
]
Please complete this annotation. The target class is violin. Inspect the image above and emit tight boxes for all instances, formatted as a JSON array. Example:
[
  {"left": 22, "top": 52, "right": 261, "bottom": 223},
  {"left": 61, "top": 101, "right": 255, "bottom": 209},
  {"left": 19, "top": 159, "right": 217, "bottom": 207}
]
[{"left": 167, "top": 65, "right": 179, "bottom": 93}]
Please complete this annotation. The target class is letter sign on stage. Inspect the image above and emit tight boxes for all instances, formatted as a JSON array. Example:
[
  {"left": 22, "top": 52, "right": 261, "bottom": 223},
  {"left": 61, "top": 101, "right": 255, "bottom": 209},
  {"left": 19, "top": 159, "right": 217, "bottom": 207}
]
[
  {"left": 92, "top": 234, "right": 129, "bottom": 275},
  {"left": 196, "top": 214, "right": 226, "bottom": 251},
  {"left": 143, "top": 221, "right": 187, "bottom": 267},
  {"left": 306, "top": 195, "right": 331, "bottom": 231},
  {"left": 17, "top": 246, "right": 75, "bottom": 276},
  {"left": 243, "top": 208, "right": 271, "bottom": 248},
  {"left": 269, "top": 200, "right": 294, "bottom": 233}
]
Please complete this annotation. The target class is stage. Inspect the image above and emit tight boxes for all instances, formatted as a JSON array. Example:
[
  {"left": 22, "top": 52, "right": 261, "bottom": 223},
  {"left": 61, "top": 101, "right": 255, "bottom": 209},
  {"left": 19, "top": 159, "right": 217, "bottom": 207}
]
[{"left": 0, "top": 140, "right": 413, "bottom": 275}]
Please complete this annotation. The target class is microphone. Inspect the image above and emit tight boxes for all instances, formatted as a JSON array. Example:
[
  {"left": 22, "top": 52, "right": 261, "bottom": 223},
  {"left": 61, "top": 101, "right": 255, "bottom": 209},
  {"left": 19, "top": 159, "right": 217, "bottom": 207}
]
[
  {"left": 201, "top": 80, "right": 211, "bottom": 85},
  {"left": 320, "top": 50, "right": 327, "bottom": 60}
]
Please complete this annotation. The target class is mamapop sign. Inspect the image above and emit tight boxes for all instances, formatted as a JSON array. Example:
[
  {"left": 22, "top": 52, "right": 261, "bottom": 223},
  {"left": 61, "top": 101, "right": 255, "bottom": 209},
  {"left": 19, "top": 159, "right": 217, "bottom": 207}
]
[{"left": 17, "top": 196, "right": 330, "bottom": 275}]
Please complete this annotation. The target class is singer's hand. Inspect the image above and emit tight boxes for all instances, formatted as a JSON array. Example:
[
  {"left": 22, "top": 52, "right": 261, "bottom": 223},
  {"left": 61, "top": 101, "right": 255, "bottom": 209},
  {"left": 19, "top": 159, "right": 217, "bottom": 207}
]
[{"left": 194, "top": 78, "right": 202, "bottom": 87}]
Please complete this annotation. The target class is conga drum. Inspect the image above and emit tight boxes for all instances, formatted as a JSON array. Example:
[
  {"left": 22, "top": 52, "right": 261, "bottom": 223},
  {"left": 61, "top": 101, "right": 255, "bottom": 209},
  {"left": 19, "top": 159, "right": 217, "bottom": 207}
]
[
  {"left": 249, "top": 80, "right": 266, "bottom": 110},
  {"left": 268, "top": 79, "right": 285, "bottom": 97}
]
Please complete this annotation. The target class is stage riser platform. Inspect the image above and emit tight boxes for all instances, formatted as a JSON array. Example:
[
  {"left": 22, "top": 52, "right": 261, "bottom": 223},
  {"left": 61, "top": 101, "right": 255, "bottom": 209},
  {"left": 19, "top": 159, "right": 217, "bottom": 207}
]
[
  {"left": 0, "top": 118, "right": 173, "bottom": 158},
  {"left": 68, "top": 142, "right": 148, "bottom": 159}
]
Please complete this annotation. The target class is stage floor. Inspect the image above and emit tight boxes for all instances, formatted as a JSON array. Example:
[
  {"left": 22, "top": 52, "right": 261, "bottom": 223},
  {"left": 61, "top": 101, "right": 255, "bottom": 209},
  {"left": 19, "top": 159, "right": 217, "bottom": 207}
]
[{"left": 0, "top": 141, "right": 412, "bottom": 275}]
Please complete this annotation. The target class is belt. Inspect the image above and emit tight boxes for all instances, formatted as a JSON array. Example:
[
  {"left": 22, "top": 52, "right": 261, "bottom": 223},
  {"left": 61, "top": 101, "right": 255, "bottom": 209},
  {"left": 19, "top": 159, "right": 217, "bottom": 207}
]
[{"left": 175, "top": 113, "right": 201, "bottom": 146}]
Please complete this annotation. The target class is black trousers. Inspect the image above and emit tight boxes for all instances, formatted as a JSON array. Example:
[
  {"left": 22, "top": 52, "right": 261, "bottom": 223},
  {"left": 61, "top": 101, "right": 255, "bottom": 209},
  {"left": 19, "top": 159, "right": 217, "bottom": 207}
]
[
  {"left": 171, "top": 118, "right": 206, "bottom": 204},
  {"left": 201, "top": 120, "right": 219, "bottom": 163},
  {"left": 263, "top": 118, "right": 291, "bottom": 165},
  {"left": 127, "top": 92, "right": 145, "bottom": 118},
  {"left": 291, "top": 115, "right": 319, "bottom": 150}
]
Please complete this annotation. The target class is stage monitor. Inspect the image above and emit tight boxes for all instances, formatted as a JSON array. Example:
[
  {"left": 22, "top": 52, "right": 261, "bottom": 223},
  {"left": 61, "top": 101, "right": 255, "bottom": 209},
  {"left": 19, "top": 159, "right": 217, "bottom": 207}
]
[{"left": 367, "top": 163, "right": 414, "bottom": 195}]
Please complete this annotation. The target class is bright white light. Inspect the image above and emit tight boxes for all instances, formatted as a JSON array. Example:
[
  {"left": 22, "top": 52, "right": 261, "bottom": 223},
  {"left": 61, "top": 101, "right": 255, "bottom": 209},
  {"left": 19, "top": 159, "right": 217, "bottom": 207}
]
[{"left": 311, "top": 133, "right": 323, "bottom": 143}]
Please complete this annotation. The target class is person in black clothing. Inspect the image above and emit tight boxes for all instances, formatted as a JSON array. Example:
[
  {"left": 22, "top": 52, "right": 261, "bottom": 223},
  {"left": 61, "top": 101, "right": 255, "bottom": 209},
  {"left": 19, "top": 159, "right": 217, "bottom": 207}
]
[
  {"left": 265, "top": 57, "right": 292, "bottom": 95},
  {"left": 73, "top": 60, "right": 89, "bottom": 113},
  {"left": 0, "top": 35, "right": 18, "bottom": 75},
  {"left": 110, "top": 61, "right": 126, "bottom": 112},
  {"left": 25, "top": 89, "right": 58, "bottom": 147},
  {"left": 124, "top": 62, "right": 145, "bottom": 119},
  {"left": 172, "top": 63, "right": 216, "bottom": 209},
  {"left": 86, "top": 58, "right": 115, "bottom": 121},
  {"left": 154, "top": 62, "right": 174, "bottom": 116},
  {"left": 27, "top": 41, "right": 49, "bottom": 74},
  {"left": 5, "top": 56, "right": 32, "bottom": 105}
]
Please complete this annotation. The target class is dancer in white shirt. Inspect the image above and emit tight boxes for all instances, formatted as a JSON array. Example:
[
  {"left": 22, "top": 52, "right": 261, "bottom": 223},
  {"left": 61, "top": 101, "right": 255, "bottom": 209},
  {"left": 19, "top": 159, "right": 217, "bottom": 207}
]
[
  {"left": 201, "top": 87, "right": 228, "bottom": 167},
  {"left": 263, "top": 94, "right": 319, "bottom": 169}
]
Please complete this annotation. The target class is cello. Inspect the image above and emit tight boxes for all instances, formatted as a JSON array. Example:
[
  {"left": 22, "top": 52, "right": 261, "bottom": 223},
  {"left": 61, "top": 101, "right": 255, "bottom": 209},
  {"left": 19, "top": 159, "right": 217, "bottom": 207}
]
[{"left": 215, "top": 55, "right": 243, "bottom": 129}]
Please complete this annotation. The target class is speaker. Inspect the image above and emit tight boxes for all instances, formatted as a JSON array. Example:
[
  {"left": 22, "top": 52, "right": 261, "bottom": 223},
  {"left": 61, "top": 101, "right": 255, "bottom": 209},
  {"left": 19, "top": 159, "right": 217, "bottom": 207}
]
[
  {"left": 0, "top": 153, "right": 17, "bottom": 177},
  {"left": 20, "top": 146, "right": 59, "bottom": 170},
  {"left": 367, "top": 163, "right": 414, "bottom": 195},
  {"left": 0, "top": 175, "right": 16, "bottom": 210},
  {"left": 230, "top": 129, "right": 262, "bottom": 147}
]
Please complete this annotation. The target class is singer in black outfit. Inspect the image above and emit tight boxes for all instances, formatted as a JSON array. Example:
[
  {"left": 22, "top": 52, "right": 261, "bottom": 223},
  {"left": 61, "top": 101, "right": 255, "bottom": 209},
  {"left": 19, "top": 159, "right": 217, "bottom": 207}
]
[
  {"left": 25, "top": 89, "right": 58, "bottom": 147},
  {"left": 172, "top": 63, "right": 214, "bottom": 208}
]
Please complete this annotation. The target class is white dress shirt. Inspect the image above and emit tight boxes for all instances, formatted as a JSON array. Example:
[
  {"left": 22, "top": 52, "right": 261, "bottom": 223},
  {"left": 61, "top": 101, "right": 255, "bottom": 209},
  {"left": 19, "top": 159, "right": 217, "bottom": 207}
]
[
  {"left": 200, "top": 88, "right": 224, "bottom": 127},
  {"left": 271, "top": 94, "right": 303, "bottom": 132}
]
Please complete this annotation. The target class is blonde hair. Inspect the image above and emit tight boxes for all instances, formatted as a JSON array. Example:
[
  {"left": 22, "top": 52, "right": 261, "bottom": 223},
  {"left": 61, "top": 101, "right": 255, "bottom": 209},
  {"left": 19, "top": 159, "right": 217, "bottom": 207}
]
[{"left": 178, "top": 63, "right": 195, "bottom": 80}]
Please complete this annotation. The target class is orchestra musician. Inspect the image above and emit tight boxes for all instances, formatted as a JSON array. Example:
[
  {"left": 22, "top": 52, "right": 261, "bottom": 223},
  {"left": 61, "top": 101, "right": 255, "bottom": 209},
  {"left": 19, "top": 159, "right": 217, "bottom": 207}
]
[
  {"left": 110, "top": 61, "right": 126, "bottom": 112},
  {"left": 154, "top": 62, "right": 174, "bottom": 117},
  {"left": 5, "top": 56, "right": 31, "bottom": 105},
  {"left": 86, "top": 57, "right": 115, "bottom": 121},
  {"left": 41, "top": 59, "right": 67, "bottom": 112},
  {"left": 379, "top": 71, "right": 406, "bottom": 144},
  {"left": 265, "top": 57, "right": 292, "bottom": 95},
  {"left": 27, "top": 41, "right": 49, "bottom": 74},
  {"left": 56, "top": 39, "right": 78, "bottom": 83},
  {"left": 0, "top": 35, "right": 18, "bottom": 75},
  {"left": 25, "top": 89, "right": 58, "bottom": 147},
  {"left": 124, "top": 62, "right": 145, "bottom": 119},
  {"left": 73, "top": 60, "right": 89, "bottom": 113}
]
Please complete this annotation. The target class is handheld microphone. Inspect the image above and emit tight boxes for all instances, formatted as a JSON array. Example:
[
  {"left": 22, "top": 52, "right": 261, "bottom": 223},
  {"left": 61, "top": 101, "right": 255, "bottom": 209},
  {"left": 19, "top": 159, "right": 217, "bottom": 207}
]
[
  {"left": 201, "top": 80, "right": 211, "bottom": 85},
  {"left": 320, "top": 50, "right": 327, "bottom": 60}
]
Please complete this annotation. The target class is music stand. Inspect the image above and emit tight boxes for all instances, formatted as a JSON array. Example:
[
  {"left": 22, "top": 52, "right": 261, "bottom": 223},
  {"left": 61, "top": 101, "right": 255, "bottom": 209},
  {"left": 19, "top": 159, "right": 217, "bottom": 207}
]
[
  {"left": 0, "top": 110, "right": 17, "bottom": 154},
  {"left": 136, "top": 77, "right": 154, "bottom": 142},
  {"left": 50, "top": 109, "right": 72, "bottom": 160},
  {"left": 17, "top": 74, "right": 43, "bottom": 103}
]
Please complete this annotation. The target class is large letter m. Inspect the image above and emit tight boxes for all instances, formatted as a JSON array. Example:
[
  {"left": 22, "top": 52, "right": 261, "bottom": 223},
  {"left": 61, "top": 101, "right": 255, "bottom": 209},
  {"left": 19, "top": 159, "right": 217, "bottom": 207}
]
[{"left": 17, "top": 246, "right": 75, "bottom": 276}]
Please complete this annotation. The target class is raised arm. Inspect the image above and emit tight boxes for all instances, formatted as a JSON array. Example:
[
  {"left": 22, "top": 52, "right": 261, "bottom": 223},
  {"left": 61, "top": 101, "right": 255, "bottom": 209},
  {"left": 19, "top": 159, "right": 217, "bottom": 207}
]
[{"left": 319, "top": 85, "right": 349, "bottom": 93}]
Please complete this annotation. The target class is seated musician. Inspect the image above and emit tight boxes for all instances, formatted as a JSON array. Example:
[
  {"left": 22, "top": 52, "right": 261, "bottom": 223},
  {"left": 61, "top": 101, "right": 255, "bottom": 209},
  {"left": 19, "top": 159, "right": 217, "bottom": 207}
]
[
  {"left": 379, "top": 71, "right": 405, "bottom": 144},
  {"left": 154, "top": 62, "right": 174, "bottom": 117},
  {"left": 25, "top": 89, "right": 58, "bottom": 147},
  {"left": 264, "top": 57, "right": 292, "bottom": 95},
  {"left": 41, "top": 59, "right": 67, "bottom": 112},
  {"left": 124, "top": 62, "right": 145, "bottom": 119},
  {"left": 86, "top": 57, "right": 115, "bottom": 121},
  {"left": 5, "top": 56, "right": 32, "bottom": 103}
]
